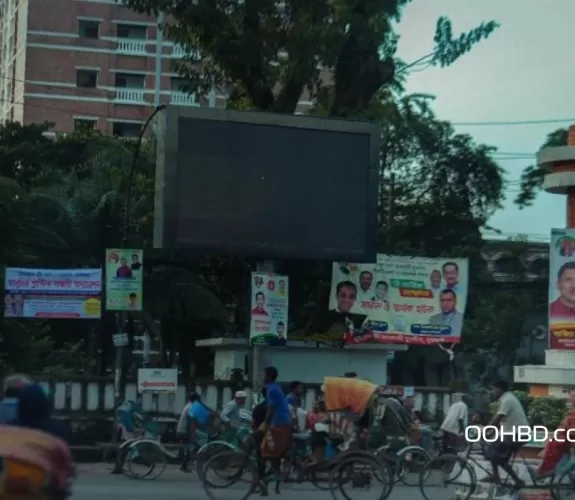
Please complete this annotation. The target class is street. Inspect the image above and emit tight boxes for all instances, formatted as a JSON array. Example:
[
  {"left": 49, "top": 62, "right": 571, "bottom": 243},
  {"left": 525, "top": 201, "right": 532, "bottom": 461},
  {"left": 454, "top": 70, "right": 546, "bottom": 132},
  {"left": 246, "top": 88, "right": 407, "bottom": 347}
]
[{"left": 71, "top": 465, "right": 459, "bottom": 500}]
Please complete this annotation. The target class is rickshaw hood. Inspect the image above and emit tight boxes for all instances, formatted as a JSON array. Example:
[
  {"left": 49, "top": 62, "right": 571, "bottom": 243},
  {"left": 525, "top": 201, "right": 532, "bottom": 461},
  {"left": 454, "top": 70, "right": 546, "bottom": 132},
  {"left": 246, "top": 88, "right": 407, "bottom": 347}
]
[{"left": 323, "top": 377, "right": 377, "bottom": 415}]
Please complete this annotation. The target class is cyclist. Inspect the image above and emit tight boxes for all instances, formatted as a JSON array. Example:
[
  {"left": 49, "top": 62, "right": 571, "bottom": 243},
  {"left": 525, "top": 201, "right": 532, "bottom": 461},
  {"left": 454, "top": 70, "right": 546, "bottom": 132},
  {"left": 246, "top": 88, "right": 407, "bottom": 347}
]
[
  {"left": 178, "top": 392, "right": 195, "bottom": 473},
  {"left": 260, "top": 367, "right": 292, "bottom": 495},
  {"left": 252, "top": 388, "right": 269, "bottom": 495},
  {"left": 484, "top": 379, "right": 527, "bottom": 487},
  {"left": 536, "top": 389, "right": 575, "bottom": 476}
]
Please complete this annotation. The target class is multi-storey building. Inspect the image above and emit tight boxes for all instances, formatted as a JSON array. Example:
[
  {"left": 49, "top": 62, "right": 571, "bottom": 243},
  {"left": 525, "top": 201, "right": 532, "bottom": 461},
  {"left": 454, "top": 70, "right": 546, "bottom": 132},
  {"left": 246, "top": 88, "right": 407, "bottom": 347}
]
[{"left": 0, "top": 0, "right": 311, "bottom": 136}]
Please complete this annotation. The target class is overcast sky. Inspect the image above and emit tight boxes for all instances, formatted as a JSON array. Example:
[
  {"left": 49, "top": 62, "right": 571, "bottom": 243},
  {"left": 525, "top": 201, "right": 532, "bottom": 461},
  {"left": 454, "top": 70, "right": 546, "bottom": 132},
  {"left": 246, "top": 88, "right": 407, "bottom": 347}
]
[{"left": 395, "top": 0, "right": 575, "bottom": 242}]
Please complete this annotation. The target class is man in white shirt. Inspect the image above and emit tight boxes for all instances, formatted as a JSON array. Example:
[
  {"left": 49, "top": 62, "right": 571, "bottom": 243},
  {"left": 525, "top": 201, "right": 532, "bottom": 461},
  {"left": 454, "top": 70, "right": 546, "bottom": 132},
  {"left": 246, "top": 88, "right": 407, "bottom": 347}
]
[
  {"left": 484, "top": 380, "right": 528, "bottom": 487},
  {"left": 440, "top": 393, "right": 469, "bottom": 451},
  {"left": 221, "top": 391, "right": 247, "bottom": 427}
]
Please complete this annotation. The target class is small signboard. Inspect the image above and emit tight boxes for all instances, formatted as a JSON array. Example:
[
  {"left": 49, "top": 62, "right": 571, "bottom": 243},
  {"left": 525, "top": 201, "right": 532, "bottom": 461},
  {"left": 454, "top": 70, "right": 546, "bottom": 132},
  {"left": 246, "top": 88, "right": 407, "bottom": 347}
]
[{"left": 137, "top": 368, "right": 178, "bottom": 393}]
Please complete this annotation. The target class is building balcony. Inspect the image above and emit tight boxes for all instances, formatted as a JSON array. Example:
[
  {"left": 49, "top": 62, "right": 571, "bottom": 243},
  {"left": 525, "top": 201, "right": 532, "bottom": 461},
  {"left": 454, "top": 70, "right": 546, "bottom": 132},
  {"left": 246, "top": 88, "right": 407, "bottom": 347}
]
[
  {"left": 115, "top": 89, "right": 145, "bottom": 104},
  {"left": 117, "top": 40, "right": 147, "bottom": 55},
  {"left": 172, "top": 44, "right": 201, "bottom": 59},
  {"left": 170, "top": 92, "right": 198, "bottom": 106}
]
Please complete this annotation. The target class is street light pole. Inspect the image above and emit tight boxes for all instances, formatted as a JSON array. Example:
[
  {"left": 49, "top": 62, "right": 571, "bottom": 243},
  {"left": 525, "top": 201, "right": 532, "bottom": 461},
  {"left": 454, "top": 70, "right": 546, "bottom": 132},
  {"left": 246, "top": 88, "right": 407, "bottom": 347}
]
[
  {"left": 121, "top": 104, "right": 166, "bottom": 247},
  {"left": 111, "top": 104, "right": 166, "bottom": 474}
]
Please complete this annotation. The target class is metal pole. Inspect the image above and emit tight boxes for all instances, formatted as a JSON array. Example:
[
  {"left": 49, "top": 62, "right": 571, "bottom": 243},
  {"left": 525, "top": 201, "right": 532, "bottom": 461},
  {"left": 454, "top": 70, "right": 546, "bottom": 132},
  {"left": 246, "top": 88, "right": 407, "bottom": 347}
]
[
  {"left": 154, "top": 12, "right": 164, "bottom": 107},
  {"left": 252, "top": 260, "right": 276, "bottom": 404},
  {"left": 111, "top": 104, "right": 166, "bottom": 474}
]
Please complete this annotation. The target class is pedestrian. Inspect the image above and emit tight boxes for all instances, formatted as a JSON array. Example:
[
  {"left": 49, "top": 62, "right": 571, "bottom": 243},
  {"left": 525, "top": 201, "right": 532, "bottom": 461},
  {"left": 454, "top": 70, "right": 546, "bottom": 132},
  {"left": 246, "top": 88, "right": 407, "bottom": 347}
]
[
  {"left": 440, "top": 392, "right": 470, "bottom": 452},
  {"left": 221, "top": 391, "right": 247, "bottom": 427}
]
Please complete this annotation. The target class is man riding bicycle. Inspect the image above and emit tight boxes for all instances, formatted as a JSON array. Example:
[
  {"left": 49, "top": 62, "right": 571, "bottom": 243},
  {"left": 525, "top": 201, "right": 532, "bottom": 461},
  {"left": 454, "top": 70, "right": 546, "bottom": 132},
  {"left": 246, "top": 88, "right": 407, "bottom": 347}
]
[{"left": 484, "top": 379, "right": 527, "bottom": 488}]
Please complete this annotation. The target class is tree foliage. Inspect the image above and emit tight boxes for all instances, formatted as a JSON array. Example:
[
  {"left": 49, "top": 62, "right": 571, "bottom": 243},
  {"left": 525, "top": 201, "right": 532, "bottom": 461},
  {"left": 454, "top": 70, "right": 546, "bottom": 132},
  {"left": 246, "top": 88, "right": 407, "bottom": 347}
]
[
  {"left": 123, "top": 0, "right": 497, "bottom": 115},
  {"left": 0, "top": 0, "right": 508, "bottom": 383},
  {"left": 462, "top": 238, "right": 547, "bottom": 385},
  {"left": 376, "top": 92, "right": 504, "bottom": 258}
]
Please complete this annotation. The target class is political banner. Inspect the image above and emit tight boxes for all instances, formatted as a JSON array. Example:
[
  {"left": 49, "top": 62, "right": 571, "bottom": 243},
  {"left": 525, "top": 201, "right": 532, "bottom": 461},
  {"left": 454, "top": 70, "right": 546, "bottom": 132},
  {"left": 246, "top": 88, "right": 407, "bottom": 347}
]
[
  {"left": 329, "top": 255, "right": 469, "bottom": 345},
  {"left": 250, "top": 273, "right": 289, "bottom": 346},
  {"left": 549, "top": 229, "right": 575, "bottom": 349},
  {"left": 4, "top": 268, "right": 102, "bottom": 319},
  {"left": 105, "top": 249, "right": 143, "bottom": 311}
]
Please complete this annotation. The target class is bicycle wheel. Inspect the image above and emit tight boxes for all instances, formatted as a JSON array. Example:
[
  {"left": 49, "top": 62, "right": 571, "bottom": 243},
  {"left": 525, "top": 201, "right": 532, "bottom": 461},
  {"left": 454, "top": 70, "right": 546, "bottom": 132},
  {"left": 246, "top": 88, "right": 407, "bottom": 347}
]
[
  {"left": 125, "top": 441, "right": 166, "bottom": 480},
  {"left": 202, "top": 450, "right": 258, "bottom": 500},
  {"left": 312, "top": 452, "right": 371, "bottom": 491},
  {"left": 395, "top": 446, "right": 431, "bottom": 486},
  {"left": 419, "top": 453, "right": 476, "bottom": 500},
  {"left": 552, "top": 467, "right": 575, "bottom": 500},
  {"left": 196, "top": 441, "right": 236, "bottom": 480},
  {"left": 329, "top": 454, "right": 390, "bottom": 500}
]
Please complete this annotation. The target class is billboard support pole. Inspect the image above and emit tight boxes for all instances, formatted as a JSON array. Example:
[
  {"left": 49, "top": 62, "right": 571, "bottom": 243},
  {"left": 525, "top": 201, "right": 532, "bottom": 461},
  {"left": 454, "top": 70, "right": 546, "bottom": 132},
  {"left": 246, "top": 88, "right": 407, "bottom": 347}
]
[
  {"left": 111, "top": 105, "right": 166, "bottom": 474},
  {"left": 252, "top": 260, "right": 277, "bottom": 404}
]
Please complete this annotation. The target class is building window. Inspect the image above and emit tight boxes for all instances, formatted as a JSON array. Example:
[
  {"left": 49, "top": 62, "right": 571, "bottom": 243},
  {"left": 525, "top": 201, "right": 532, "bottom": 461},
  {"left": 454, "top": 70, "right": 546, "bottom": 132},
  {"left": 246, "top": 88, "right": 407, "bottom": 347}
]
[
  {"left": 78, "top": 19, "right": 100, "bottom": 39},
  {"left": 76, "top": 69, "right": 98, "bottom": 88},
  {"left": 116, "top": 24, "right": 147, "bottom": 39},
  {"left": 113, "top": 122, "right": 142, "bottom": 138},
  {"left": 115, "top": 73, "right": 145, "bottom": 89},
  {"left": 74, "top": 119, "right": 97, "bottom": 131}
]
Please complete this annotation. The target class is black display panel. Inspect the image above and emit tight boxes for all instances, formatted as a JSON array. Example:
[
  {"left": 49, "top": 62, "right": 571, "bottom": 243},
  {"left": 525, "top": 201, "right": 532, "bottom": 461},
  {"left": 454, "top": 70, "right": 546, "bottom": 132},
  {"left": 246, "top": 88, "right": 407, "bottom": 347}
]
[{"left": 154, "top": 108, "right": 380, "bottom": 261}]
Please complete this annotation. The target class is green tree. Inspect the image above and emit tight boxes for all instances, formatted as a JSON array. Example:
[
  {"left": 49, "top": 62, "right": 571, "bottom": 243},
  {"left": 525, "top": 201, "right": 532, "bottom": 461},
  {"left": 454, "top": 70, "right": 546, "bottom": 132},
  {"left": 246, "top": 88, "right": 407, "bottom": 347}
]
[
  {"left": 376, "top": 92, "right": 504, "bottom": 258},
  {"left": 462, "top": 238, "right": 547, "bottom": 385},
  {"left": 514, "top": 128, "right": 568, "bottom": 208},
  {"left": 123, "top": 0, "right": 498, "bottom": 115}
]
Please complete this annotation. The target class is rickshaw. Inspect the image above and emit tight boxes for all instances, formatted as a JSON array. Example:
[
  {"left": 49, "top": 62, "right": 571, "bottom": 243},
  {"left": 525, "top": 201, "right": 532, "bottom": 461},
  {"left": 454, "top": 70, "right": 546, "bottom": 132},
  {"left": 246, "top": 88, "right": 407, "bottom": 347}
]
[
  {"left": 193, "top": 407, "right": 252, "bottom": 478},
  {"left": 200, "top": 377, "right": 392, "bottom": 500},
  {"left": 372, "top": 395, "right": 433, "bottom": 487},
  {"left": 116, "top": 400, "right": 179, "bottom": 479}
]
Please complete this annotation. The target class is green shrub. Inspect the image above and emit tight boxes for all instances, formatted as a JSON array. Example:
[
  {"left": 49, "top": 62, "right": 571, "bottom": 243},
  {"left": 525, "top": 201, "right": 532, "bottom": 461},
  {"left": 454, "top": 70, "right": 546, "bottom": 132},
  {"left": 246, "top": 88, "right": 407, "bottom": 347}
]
[{"left": 527, "top": 397, "right": 568, "bottom": 430}]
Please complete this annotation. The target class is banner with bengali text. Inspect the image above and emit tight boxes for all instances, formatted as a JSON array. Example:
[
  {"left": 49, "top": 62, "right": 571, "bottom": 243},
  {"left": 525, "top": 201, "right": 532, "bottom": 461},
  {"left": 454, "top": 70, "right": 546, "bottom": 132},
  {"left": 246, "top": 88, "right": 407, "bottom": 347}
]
[
  {"left": 4, "top": 268, "right": 102, "bottom": 319},
  {"left": 329, "top": 255, "right": 469, "bottom": 345},
  {"left": 549, "top": 229, "right": 575, "bottom": 349},
  {"left": 249, "top": 273, "right": 289, "bottom": 346},
  {"left": 105, "top": 249, "right": 143, "bottom": 311}
]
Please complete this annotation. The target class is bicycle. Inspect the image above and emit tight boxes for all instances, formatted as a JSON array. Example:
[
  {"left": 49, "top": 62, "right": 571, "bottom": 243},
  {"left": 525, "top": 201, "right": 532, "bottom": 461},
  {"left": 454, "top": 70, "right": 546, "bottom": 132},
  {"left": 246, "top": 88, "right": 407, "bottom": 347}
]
[
  {"left": 419, "top": 440, "right": 575, "bottom": 500},
  {"left": 200, "top": 435, "right": 390, "bottom": 500}
]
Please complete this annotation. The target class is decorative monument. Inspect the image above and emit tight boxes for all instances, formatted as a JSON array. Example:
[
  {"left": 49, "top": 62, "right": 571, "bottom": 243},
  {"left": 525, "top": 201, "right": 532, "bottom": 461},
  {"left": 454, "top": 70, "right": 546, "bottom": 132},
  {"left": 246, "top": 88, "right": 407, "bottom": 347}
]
[
  {"left": 460, "top": 128, "right": 575, "bottom": 500},
  {"left": 514, "top": 125, "right": 575, "bottom": 397}
]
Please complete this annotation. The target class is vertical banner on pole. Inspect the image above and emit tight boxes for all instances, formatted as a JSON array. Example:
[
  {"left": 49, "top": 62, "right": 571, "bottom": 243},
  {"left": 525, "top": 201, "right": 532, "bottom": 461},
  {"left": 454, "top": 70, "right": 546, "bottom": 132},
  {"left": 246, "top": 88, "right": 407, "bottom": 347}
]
[
  {"left": 105, "top": 249, "right": 144, "bottom": 311},
  {"left": 249, "top": 273, "right": 289, "bottom": 346}
]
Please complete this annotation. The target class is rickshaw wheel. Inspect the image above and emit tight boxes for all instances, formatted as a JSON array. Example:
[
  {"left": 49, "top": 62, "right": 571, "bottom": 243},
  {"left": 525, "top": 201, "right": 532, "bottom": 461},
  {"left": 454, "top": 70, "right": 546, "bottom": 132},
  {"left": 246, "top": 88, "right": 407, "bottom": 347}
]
[
  {"left": 329, "top": 455, "right": 390, "bottom": 500},
  {"left": 552, "top": 467, "right": 575, "bottom": 500},
  {"left": 125, "top": 441, "right": 166, "bottom": 480},
  {"left": 196, "top": 441, "right": 237, "bottom": 481},
  {"left": 418, "top": 453, "right": 476, "bottom": 500},
  {"left": 394, "top": 446, "right": 431, "bottom": 486},
  {"left": 201, "top": 450, "right": 258, "bottom": 500}
]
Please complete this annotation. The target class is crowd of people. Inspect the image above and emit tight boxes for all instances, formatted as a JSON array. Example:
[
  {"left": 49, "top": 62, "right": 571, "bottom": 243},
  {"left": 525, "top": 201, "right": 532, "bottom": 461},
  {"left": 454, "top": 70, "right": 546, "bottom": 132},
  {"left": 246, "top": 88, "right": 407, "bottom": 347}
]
[
  {"left": 1, "top": 369, "right": 575, "bottom": 498},
  {"left": 174, "top": 372, "right": 575, "bottom": 494}
]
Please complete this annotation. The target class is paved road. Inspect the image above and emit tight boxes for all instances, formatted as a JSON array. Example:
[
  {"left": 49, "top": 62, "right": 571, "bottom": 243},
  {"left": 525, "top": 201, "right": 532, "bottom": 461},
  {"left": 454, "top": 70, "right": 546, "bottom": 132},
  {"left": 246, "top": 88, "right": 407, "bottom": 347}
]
[{"left": 71, "top": 465, "right": 460, "bottom": 500}]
